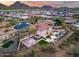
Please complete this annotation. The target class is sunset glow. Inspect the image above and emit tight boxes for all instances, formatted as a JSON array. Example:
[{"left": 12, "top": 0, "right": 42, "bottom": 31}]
[
  {"left": 0, "top": 1, "right": 79, "bottom": 7},
  {"left": 0, "top": 1, "right": 15, "bottom": 6}
]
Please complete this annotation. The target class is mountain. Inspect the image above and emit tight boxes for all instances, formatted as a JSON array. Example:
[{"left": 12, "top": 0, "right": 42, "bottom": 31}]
[
  {"left": 9, "top": 1, "right": 30, "bottom": 9},
  {"left": 30, "top": 6, "right": 41, "bottom": 9},
  {"left": 41, "top": 5, "right": 52, "bottom": 9},
  {"left": 0, "top": 2, "right": 53, "bottom": 9},
  {"left": 0, "top": 3, "right": 7, "bottom": 9}
]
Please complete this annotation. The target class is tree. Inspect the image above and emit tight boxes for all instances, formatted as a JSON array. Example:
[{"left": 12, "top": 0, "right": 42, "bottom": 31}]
[
  {"left": 28, "top": 16, "right": 42, "bottom": 24},
  {"left": 67, "top": 30, "right": 79, "bottom": 45},
  {"left": 27, "top": 49, "right": 36, "bottom": 57},
  {"left": 54, "top": 17, "right": 67, "bottom": 28},
  {"left": 71, "top": 47, "right": 79, "bottom": 57},
  {"left": 27, "top": 25, "right": 37, "bottom": 34},
  {"left": 16, "top": 49, "right": 27, "bottom": 57},
  {"left": 0, "top": 16, "right": 4, "bottom": 22}
]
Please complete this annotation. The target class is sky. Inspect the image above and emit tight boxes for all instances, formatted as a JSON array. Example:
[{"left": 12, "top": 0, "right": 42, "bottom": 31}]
[{"left": 0, "top": 1, "right": 79, "bottom": 7}]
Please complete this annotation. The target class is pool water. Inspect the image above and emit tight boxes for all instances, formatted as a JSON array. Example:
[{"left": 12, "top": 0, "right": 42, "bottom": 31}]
[{"left": 14, "top": 22, "right": 30, "bottom": 29}]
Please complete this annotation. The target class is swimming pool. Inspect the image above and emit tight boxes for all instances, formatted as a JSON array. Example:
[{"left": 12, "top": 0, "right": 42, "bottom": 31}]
[{"left": 14, "top": 22, "right": 30, "bottom": 29}]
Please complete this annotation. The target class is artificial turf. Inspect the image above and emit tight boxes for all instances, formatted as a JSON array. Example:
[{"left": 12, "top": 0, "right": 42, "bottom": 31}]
[{"left": 38, "top": 38, "right": 48, "bottom": 45}]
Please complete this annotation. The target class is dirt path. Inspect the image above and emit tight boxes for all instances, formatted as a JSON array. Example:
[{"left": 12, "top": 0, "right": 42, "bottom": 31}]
[
  {"left": 53, "top": 45, "right": 74, "bottom": 57},
  {"left": 53, "top": 48, "right": 68, "bottom": 57}
]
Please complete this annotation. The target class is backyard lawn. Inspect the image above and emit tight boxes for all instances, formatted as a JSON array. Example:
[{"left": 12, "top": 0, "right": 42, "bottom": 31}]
[
  {"left": 7, "top": 19, "right": 17, "bottom": 22},
  {"left": 38, "top": 38, "right": 48, "bottom": 45},
  {"left": 2, "top": 41, "right": 14, "bottom": 48},
  {"left": 7, "top": 19, "right": 23, "bottom": 23}
]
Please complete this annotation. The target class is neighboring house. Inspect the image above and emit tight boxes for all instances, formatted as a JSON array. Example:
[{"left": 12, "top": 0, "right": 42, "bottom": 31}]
[
  {"left": 73, "top": 23, "right": 79, "bottom": 28},
  {"left": 20, "top": 15, "right": 29, "bottom": 19},
  {"left": 64, "top": 17, "right": 76, "bottom": 24},
  {"left": 0, "top": 28, "right": 20, "bottom": 56},
  {"left": 73, "top": 20, "right": 79, "bottom": 28}
]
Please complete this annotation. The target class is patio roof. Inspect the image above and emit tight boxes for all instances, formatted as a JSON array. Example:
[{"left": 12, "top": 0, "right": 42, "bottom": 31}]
[{"left": 22, "top": 37, "right": 37, "bottom": 47}]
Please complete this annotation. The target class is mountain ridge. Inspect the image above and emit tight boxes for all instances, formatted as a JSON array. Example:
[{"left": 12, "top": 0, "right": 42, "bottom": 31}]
[
  {"left": 9, "top": 1, "right": 30, "bottom": 9},
  {"left": 0, "top": 3, "right": 7, "bottom": 9}
]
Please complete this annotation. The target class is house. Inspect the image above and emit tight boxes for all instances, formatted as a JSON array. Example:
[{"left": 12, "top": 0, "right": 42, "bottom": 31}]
[
  {"left": 0, "top": 28, "right": 19, "bottom": 44},
  {"left": 35, "top": 21, "right": 51, "bottom": 37},
  {"left": 35, "top": 20, "right": 55, "bottom": 37},
  {"left": 73, "top": 21, "right": 79, "bottom": 28},
  {"left": 64, "top": 17, "right": 76, "bottom": 24},
  {"left": 20, "top": 15, "right": 29, "bottom": 19},
  {"left": 41, "top": 15, "right": 52, "bottom": 18},
  {"left": 21, "top": 20, "right": 66, "bottom": 48},
  {"left": 73, "top": 23, "right": 79, "bottom": 28}
]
